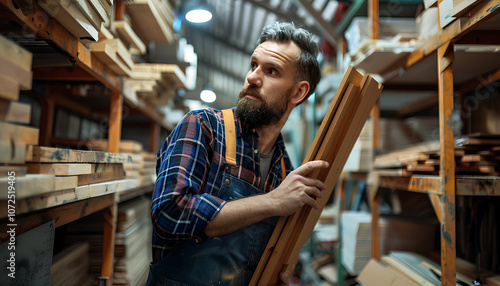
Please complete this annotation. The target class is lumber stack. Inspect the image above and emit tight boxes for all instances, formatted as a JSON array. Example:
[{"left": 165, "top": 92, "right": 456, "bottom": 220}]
[
  {"left": 251, "top": 66, "right": 383, "bottom": 284},
  {"left": 124, "top": 63, "right": 187, "bottom": 106},
  {"left": 39, "top": 0, "right": 113, "bottom": 43},
  {"left": 90, "top": 27, "right": 134, "bottom": 76},
  {"left": 139, "top": 152, "right": 157, "bottom": 187},
  {"left": 124, "top": 0, "right": 175, "bottom": 45},
  {"left": 374, "top": 134, "right": 500, "bottom": 176},
  {"left": 113, "top": 20, "right": 147, "bottom": 55},
  {"left": 113, "top": 197, "right": 152, "bottom": 285},
  {"left": 0, "top": 146, "right": 140, "bottom": 217},
  {"left": 51, "top": 242, "right": 95, "bottom": 286}
]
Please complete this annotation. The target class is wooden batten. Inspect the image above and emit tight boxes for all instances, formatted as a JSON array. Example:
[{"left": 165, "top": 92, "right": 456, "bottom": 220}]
[
  {"left": 252, "top": 66, "right": 383, "bottom": 284},
  {"left": 0, "top": 34, "right": 33, "bottom": 72},
  {"left": 0, "top": 100, "right": 31, "bottom": 124},
  {"left": 125, "top": 0, "right": 174, "bottom": 44},
  {"left": 114, "top": 20, "right": 147, "bottom": 55},
  {"left": 90, "top": 39, "right": 132, "bottom": 76},
  {"left": 29, "top": 146, "right": 136, "bottom": 163},
  {"left": 72, "top": 0, "right": 104, "bottom": 30}
]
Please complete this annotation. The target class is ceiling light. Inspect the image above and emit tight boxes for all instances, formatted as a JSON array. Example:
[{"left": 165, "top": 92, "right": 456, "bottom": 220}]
[
  {"left": 186, "top": 9, "right": 212, "bottom": 23},
  {"left": 183, "top": 0, "right": 213, "bottom": 24},
  {"left": 200, "top": 89, "right": 216, "bottom": 103}
]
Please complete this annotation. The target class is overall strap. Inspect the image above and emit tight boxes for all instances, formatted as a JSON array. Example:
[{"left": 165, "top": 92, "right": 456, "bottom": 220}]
[
  {"left": 222, "top": 109, "right": 237, "bottom": 166},
  {"left": 222, "top": 109, "right": 287, "bottom": 180}
]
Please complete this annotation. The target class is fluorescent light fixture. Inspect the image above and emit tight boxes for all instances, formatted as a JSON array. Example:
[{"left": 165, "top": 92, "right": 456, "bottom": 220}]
[
  {"left": 185, "top": 9, "right": 212, "bottom": 23},
  {"left": 200, "top": 89, "right": 216, "bottom": 103}
]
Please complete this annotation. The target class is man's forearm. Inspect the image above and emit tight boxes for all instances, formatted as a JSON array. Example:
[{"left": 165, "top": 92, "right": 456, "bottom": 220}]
[{"left": 204, "top": 194, "right": 277, "bottom": 237}]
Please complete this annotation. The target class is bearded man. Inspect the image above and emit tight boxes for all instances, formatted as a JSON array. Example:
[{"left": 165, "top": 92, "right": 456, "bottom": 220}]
[{"left": 147, "top": 22, "right": 327, "bottom": 286}]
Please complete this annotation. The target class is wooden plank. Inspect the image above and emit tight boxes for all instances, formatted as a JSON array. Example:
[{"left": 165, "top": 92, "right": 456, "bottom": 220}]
[
  {"left": 72, "top": 0, "right": 104, "bottom": 30},
  {"left": 0, "top": 141, "right": 26, "bottom": 163},
  {"left": 75, "top": 178, "right": 139, "bottom": 197},
  {"left": 26, "top": 163, "right": 92, "bottom": 175},
  {"left": 283, "top": 76, "right": 383, "bottom": 277},
  {"left": 0, "top": 77, "right": 20, "bottom": 101},
  {"left": 0, "top": 121, "right": 39, "bottom": 145},
  {"left": 38, "top": 0, "right": 99, "bottom": 41},
  {"left": 0, "top": 34, "right": 33, "bottom": 71},
  {"left": 0, "top": 166, "right": 27, "bottom": 177},
  {"left": 113, "top": 20, "right": 147, "bottom": 55},
  {"left": 456, "top": 176, "right": 500, "bottom": 196},
  {"left": 86, "top": 139, "right": 143, "bottom": 153},
  {"left": 77, "top": 169, "right": 126, "bottom": 186},
  {"left": 437, "top": 42, "right": 456, "bottom": 286},
  {"left": 0, "top": 100, "right": 31, "bottom": 124},
  {"left": 55, "top": 175, "right": 78, "bottom": 190},
  {"left": 91, "top": 41, "right": 132, "bottom": 76},
  {"left": 29, "top": 146, "right": 135, "bottom": 163},
  {"left": 0, "top": 174, "right": 55, "bottom": 199},
  {"left": 254, "top": 69, "right": 383, "bottom": 284},
  {"left": 251, "top": 67, "right": 364, "bottom": 284},
  {"left": 0, "top": 56, "right": 32, "bottom": 90},
  {"left": 125, "top": 0, "right": 174, "bottom": 44},
  {"left": 109, "top": 91, "right": 122, "bottom": 153},
  {"left": 105, "top": 38, "right": 134, "bottom": 71}
]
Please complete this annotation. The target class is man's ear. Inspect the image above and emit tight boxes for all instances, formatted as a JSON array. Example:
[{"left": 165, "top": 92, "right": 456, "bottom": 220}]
[{"left": 290, "top": 81, "right": 310, "bottom": 105}]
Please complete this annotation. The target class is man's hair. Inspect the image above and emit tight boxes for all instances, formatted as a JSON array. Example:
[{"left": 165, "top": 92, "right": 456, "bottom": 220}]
[{"left": 257, "top": 22, "right": 321, "bottom": 103}]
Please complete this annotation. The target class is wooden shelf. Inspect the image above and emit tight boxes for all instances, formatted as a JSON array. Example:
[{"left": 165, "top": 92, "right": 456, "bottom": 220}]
[
  {"left": 380, "top": 0, "right": 500, "bottom": 90},
  {"left": 378, "top": 175, "right": 500, "bottom": 196},
  {"left": 0, "top": 0, "right": 122, "bottom": 93}
]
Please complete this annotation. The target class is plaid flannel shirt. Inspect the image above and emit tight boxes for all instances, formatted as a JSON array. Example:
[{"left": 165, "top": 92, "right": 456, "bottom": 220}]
[{"left": 151, "top": 108, "right": 293, "bottom": 263}]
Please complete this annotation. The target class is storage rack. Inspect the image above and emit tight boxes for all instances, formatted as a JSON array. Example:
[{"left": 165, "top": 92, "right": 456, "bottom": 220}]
[
  {"left": 0, "top": 0, "right": 174, "bottom": 283},
  {"left": 363, "top": 1, "right": 500, "bottom": 285}
]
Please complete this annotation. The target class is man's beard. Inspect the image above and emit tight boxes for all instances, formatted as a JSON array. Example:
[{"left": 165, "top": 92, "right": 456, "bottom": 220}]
[{"left": 235, "top": 86, "right": 291, "bottom": 129}]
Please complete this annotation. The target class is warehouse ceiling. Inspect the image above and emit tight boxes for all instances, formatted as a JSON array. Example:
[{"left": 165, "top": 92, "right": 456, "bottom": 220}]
[{"left": 175, "top": 0, "right": 422, "bottom": 110}]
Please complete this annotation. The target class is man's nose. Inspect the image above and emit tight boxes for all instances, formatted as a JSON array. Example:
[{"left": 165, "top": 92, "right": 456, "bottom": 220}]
[{"left": 246, "top": 68, "right": 262, "bottom": 87}]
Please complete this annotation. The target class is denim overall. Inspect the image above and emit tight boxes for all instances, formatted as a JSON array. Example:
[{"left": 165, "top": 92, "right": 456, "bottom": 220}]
[{"left": 146, "top": 109, "right": 285, "bottom": 286}]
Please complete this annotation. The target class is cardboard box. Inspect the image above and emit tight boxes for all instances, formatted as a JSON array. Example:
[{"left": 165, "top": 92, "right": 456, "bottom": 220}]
[{"left": 357, "top": 259, "right": 421, "bottom": 286}]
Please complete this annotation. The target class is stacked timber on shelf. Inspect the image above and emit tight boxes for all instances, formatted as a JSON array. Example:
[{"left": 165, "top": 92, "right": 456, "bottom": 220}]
[
  {"left": 90, "top": 27, "right": 134, "bottom": 77},
  {"left": 374, "top": 134, "right": 500, "bottom": 176},
  {"left": 86, "top": 139, "right": 156, "bottom": 186},
  {"left": 124, "top": 0, "right": 175, "bottom": 45},
  {"left": 113, "top": 20, "right": 147, "bottom": 55},
  {"left": 0, "top": 146, "right": 140, "bottom": 217},
  {"left": 113, "top": 196, "right": 152, "bottom": 285},
  {"left": 125, "top": 63, "right": 187, "bottom": 106},
  {"left": 251, "top": 66, "right": 383, "bottom": 285},
  {"left": 0, "top": 34, "right": 36, "bottom": 197},
  {"left": 39, "top": 0, "right": 113, "bottom": 43},
  {"left": 51, "top": 242, "right": 95, "bottom": 286}
]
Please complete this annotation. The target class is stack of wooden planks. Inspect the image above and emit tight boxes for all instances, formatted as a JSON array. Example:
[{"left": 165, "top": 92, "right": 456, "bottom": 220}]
[
  {"left": 0, "top": 146, "right": 140, "bottom": 217},
  {"left": 39, "top": 0, "right": 113, "bottom": 43},
  {"left": 124, "top": 0, "right": 175, "bottom": 45},
  {"left": 85, "top": 139, "right": 156, "bottom": 185},
  {"left": 251, "top": 66, "right": 383, "bottom": 284},
  {"left": 374, "top": 134, "right": 500, "bottom": 176},
  {"left": 139, "top": 152, "right": 157, "bottom": 187},
  {"left": 113, "top": 20, "right": 147, "bottom": 55},
  {"left": 113, "top": 196, "right": 152, "bottom": 285},
  {"left": 90, "top": 27, "right": 134, "bottom": 76},
  {"left": 124, "top": 63, "right": 187, "bottom": 106},
  {"left": 51, "top": 242, "right": 95, "bottom": 286}
]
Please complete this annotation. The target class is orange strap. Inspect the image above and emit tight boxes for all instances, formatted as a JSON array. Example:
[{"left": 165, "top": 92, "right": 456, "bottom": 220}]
[
  {"left": 222, "top": 109, "right": 287, "bottom": 180},
  {"left": 222, "top": 109, "right": 237, "bottom": 166}
]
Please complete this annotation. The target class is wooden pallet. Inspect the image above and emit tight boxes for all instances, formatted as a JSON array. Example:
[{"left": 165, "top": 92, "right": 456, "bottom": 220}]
[{"left": 251, "top": 66, "right": 383, "bottom": 284}]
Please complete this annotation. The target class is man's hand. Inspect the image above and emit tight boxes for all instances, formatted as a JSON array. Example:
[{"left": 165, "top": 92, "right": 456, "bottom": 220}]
[{"left": 268, "top": 160, "right": 329, "bottom": 217}]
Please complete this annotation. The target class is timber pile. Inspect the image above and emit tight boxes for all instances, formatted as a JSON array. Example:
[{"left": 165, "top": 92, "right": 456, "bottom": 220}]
[
  {"left": 251, "top": 66, "right": 383, "bottom": 284},
  {"left": 51, "top": 242, "right": 95, "bottom": 286},
  {"left": 124, "top": 0, "right": 175, "bottom": 45},
  {"left": 39, "top": 0, "right": 113, "bottom": 43},
  {"left": 124, "top": 63, "right": 187, "bottom": 106},
  {"left": 0, "top": 146, "right": 140, "bottom": 217},
  {"left": 113, "top": 196, "right": 152, "bottom": 285},
  {"left": 140, "top": 152, "right": 157, "bottom": 187},
  {"left": 90, "top": 27, "right": 134, "bottom": 77},
  {"left": 374, "top": 134, "right": 500, "bottom": 176}
]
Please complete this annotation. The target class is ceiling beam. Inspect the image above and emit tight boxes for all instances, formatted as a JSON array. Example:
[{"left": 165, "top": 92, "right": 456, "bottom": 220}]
[{"left": 294, "top": 0, "right": 338, "bottom": 45}]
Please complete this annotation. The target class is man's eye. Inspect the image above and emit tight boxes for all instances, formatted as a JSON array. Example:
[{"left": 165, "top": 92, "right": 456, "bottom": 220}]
[{"left": 269, "top": 69, "right": 278, "bottom": 75}]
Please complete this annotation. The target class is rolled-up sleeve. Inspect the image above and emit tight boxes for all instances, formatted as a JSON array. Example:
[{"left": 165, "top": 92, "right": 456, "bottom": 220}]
[{"left": 151, "top": 112, "right": 226, "bottom": 242}]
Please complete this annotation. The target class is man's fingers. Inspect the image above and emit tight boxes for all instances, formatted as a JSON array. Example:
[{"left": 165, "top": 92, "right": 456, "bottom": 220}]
[{"left": 294, "top": 160, "right": 329, "bottom": 176}]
